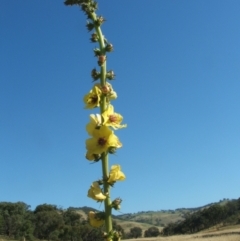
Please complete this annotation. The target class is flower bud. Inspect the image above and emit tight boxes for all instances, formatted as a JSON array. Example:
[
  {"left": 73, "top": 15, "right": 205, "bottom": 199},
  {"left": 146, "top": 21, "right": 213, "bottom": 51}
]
[
  {"left": 95, "top": 16, "right": 105, "bottom": 26},
  {"left": 91, "top": 68, "right": 100, "bottom": 81},
  {"left": 111, "top": 198, "right": 122, "bottom": 210},
  {"left": 93, "top": 48, "right": 101, "bottom": 56},
  {"left": 81, "top": 2, "right": 96, "bottom": 14},
  {"left": 90, "top": 33, "right": 99, "bottom": 42},
  {"left": 101, "top": 84, "right": 111, "bottom": 95},
  {"left": 105, "top": 43, "right": 113, "bottom": 52},
  {"left": 112, "top": 231, "right": 122, "bottom": 241},
  {"left": 90, "top": 1, "right": 98, "bottom": 11},
  {"left": 108, "top": 146, "right": 117, "bottom": 154},
  {"left": 98, "top": 55, "right": 106, "bottom": 66},
  {"left": 86, "top": 21, "right": 94, "bottom": 32},
  {"left": 106, "top": 70, "right": 115, "bottom": 80}
]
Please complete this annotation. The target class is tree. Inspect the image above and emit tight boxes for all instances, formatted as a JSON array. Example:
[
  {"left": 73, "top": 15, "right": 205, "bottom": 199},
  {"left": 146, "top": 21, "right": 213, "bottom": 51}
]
[
  {"left": 33, "top": 204, "right": 64, "bottom": 240},
  {"left": 0, "top": 202, "right": 33, "bottom": 240},
  {"left": 0, "top": 212, "right": 4, "bottom": 235},
  {"left": 129, "top": 227, "right": 142, "bottom": 238},
  {"left": 144, "top": 226, "right": 160, "bottom": 237},
  {"left": 34, "top": 204, "right": 58, "bottom": 213},
  {"left": 59, "top": 208, "right": 83, "bottom": 241}
]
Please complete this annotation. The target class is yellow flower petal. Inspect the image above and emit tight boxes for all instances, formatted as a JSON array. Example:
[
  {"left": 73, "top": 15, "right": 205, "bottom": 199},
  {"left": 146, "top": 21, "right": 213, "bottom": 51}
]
[
  {"left": 86, "top": 126, "right": 122, "bottom": 155},
  {"left": 87, "top": 182, "right": 106, "bottom": 201},
  {"left": 88, "top": 211, "right": 105, "bottom": 228},
  {"left": 94, "top": 82, "right": 117, "bottom": 101},
  {"left": 86, "top": 114, "right": 102, "bottom": 136},
  {"left": 108, "top": 165, "right": 126, "bottom": 183},
  {"left": 83, "top": 86, "right": 102, "bottom": 109},
  {"left": 102, "top": 105, "right": 127, "bottom": 130}
]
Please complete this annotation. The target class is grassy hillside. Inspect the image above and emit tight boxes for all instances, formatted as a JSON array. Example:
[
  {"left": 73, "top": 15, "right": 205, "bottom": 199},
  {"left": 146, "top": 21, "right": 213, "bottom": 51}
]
[
  {"left": 114, "top": 218, "right": 162, "bottom": 233},
  {"left": 116, "top": 210, "right": 187, "bottom": 227},
  {"left": 74, "top": 199, "right": 233, "bottom": 230},
  {"left": 128, "top": 225, "right": 240, "bottom": 241},
  {"left": 74, "top": 199, "right": 229, "bottom": 227}
]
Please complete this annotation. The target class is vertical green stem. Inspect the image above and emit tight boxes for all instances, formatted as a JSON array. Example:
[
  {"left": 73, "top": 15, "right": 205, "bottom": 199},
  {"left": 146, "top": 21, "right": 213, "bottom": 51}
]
[{"left": 91, "top": 12, "right": 113, "bottom": 234}]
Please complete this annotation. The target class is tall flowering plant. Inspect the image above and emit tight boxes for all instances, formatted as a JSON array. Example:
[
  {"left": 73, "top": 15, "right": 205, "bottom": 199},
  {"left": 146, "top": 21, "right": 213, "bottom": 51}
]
[{"left": 64, "top": 1, "right": 126, "bottom": 240}]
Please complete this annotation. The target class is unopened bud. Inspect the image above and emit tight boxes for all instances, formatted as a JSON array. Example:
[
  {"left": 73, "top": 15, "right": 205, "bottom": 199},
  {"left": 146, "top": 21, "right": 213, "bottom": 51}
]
[
  {"left": 91, "top": 68, "right": 100, "bottom": 81},
  {"left": 93, "top": 48, "right": 101, "bottom": 56},
  {"left": 90, "top": 33, "right": 99, "bottom": 42},
  {"left": 95, "top": 16, "right": 106, "bottom": 26},
  {"left": 108, "top": 146, "right": 117, "bottom": 154},
  {"left": 106, "top": 70, "right": 115, "bottom": 80},
  {"left": 105, "top": 43, "right": 113, "bottom": 52},
  {"left": 86, "top": 21, "right": 94, "bottom": 32},
  {"left": 98, "top": 55, "right": 106, "bottom": 66},
  {"left": 112, "top": 198, "right": 122, "bottom": 210},
  {"left": 112, "top": 231, "right": 122, "bottom": 241},
  {"left": 101, "top": 84, "right": 111, "bottom": 94}
]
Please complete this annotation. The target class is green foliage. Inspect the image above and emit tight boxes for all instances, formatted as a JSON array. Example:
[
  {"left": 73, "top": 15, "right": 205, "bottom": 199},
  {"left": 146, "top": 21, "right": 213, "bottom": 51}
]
[
  {"left": 33, "top": 204, "right": 64, "bottom": 240},
  {"left": 162, "top": 198, "right": 240, "bottom": 236},
  {"left": 128, "top": 227, "right": 142, "bottom": 239},
  {"left": 34, "top": 204, "right": 58, "bottom": 213},
  {"left": 0, "top": 203, "right": 110, "bottom": 241},
  {"left": 0, "top": 202, "right": 33, "bottom": 240},
  {"left": 59, "top": 208, "right": 83, "bottom": 241},
  {"left": 0, "top": 214, "right": 4, "bottom": 235},
  {"left": 144, "top": 226, "right": 160, "bottom": 237},
  {"left": 1, "top": 198, "right": 240, "bottom": 240}
]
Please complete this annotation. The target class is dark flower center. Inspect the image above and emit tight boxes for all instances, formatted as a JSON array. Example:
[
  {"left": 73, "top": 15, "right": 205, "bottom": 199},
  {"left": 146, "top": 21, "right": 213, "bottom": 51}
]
[
  {"left": 98, "top": 138, "right": 106, "bottom": 146},
  {"left": 109, "top": 115, "right": 117, "bottom": 123},
  {"left": 91, "top": 95, "right": 98, "bottom": 104}
]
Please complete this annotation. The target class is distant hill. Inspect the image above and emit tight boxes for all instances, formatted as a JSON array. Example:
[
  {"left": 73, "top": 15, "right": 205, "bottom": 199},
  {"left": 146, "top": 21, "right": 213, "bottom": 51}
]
[
  {"left": 71, "top": 198, "right": 233, "bottom": 232},
  {"left": 1, "top": 198, "right": 238, "bottom": 240}
]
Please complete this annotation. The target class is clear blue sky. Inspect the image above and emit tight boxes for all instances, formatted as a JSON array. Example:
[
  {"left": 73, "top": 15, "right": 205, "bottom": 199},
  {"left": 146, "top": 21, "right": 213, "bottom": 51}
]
[{"left": 1, "top": 1, "right": 240, "bottom": 214}]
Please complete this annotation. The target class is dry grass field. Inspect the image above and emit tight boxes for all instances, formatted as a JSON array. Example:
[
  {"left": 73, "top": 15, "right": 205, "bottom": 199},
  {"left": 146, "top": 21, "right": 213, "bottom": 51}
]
[
  {"left": 116, "top": 219, "right": 160, "bottom": 233},
  {"left": 128, "top": 225, "right": 240, "bottom": 241}
]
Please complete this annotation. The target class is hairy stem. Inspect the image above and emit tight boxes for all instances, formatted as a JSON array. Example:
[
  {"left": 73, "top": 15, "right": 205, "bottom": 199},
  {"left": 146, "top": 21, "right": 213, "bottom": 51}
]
[{"left": 91, "top": 12, "right": 112, "bottom": 234}]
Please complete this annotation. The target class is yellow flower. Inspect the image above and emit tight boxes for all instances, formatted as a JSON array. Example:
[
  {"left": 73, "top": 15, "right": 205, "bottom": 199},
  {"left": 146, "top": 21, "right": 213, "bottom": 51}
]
[
  {"left": 86, "top": 114, "right": 102, "bottom": 136},
  {"left": 108, "top": 165, "right": 126, "bottom": 183},
  {"left": 102, "top": 105, "right": 127, "bottom": 130},
  {"left": 95, "top": 82, "right": 117, "bottom": 101},
  {"left": 87, "top": 181, "right": 106, "bottom": 201},
  {"left": 86, "top": 126, "right": 122, "bottom": 155},
  {"left": 83, "top": 86, "right": 101, "bottom": 109},
  {"left": 109, "top": 90, "right": 117, "bottom": 100},
  {"left": 88, "top": 211, "right": 105, "bottom": 228}
]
